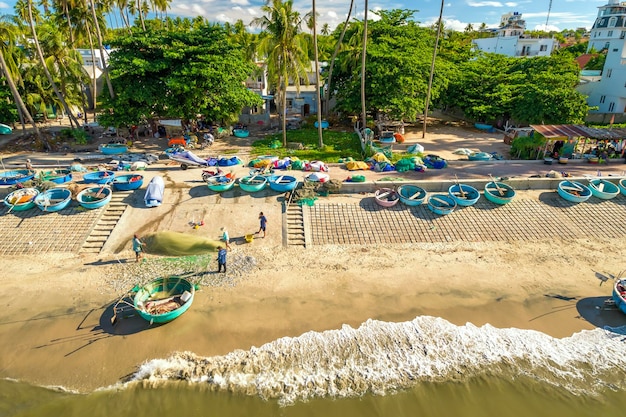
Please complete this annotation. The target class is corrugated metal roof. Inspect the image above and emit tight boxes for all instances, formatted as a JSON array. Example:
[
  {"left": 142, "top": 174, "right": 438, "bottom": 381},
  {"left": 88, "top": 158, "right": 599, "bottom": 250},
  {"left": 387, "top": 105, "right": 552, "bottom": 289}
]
[{"left": 530, "top": 124, "right": 626, "bottom": 140}]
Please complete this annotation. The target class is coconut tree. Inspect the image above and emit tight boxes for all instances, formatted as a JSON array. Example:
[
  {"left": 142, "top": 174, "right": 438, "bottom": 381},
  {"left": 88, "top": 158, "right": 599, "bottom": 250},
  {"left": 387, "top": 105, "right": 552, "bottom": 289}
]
[
  {"left": 252, "top": 0, "right": 309, "bottom": 147},
  {"left": 88, "top": 0, "right": 115, "bottom": 99},
  {"left": 311, "top": 0, "right": 323, "bottom": 147},
  {"left": 360, "top": 0, "right": 368, "bottom": 131},
  {"left": 0, "top": 14, "right": 40, "bottom": 136}
]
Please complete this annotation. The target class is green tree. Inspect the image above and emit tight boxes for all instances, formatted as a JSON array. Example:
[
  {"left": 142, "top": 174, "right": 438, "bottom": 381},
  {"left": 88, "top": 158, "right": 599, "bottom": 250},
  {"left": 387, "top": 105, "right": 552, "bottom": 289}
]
[
  {"left": 98, "top": 23, "right": 261, "bottom": 128},
  {"left": 252, "top": 0, "right": 310, "bottom": 147}
]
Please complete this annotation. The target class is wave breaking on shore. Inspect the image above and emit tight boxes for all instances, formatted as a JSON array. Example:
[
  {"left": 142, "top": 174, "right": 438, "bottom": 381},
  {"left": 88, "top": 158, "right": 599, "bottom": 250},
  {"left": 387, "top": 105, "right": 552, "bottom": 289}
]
[{"left": 128, "top": 316, "right": 626, "bottom": 404}]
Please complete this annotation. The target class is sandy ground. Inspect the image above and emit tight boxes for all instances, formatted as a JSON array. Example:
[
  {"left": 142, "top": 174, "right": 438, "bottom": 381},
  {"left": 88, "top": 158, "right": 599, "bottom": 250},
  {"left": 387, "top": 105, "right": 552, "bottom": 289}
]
[{"left": 1, "top": 114, "right": 626, "bottom": 392}]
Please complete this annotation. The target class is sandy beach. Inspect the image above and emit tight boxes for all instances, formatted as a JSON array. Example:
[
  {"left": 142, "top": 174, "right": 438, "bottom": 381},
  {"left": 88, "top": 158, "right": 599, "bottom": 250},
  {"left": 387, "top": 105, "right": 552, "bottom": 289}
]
[{"left": 1, "top": 118, "right": 626, "bottom": 394}]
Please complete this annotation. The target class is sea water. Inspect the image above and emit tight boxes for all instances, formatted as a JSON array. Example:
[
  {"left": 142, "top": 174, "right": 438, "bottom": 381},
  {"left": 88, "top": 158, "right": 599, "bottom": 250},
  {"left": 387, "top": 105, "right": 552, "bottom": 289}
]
[{"left": 3, "top": 316, "right": 626, "bottom": 417}]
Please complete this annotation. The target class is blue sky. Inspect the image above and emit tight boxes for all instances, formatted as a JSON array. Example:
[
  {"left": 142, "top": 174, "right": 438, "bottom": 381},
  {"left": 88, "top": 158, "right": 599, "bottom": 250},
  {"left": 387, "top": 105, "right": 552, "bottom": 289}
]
[{"left": 0, "top": 0, "right": 606, "bottom": 32}]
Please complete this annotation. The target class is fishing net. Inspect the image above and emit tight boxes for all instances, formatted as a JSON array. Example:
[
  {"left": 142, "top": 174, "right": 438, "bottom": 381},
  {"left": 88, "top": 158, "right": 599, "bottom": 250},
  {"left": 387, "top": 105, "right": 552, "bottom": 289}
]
[{"left": 144, "top": 231, "right": 221, "bottom": 256}]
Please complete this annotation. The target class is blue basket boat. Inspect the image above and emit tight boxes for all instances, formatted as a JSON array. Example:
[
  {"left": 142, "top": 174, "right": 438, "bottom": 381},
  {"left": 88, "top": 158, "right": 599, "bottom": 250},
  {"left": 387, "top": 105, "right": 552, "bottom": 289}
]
[
  {"left": 233, "top": 129, "right": 249, "bottom": 138},
  {"left": 448, "top": 184, "right": 480, "bottom": 207},
  {"left": 613, "top": 279, "right": 626, "bottom": 315},
  {"left": 99, "top": 143, "right": 128, "bottom": 155},
  {"left": 619, "top": 178, "right": 626, "bottom": 197},
  {"left": 268, "top": 175, "right": 298, "bottom": 192},
  {"left": 557, "top": 180, "right": 592, "bottom": 203},
  {"left": 34, "top": 187, "right": 72, "bottom": 212},
  {"left": 76, "top": 186, "right": 112, "bottom": 209},
  {"left": 468, "top": 152, "right": 493, "bottom": 161},
  {"left": 133, "top": 276, "right": 195, "bottom": 324},
  {"left": 474, "top": 123, "right": 494, "bottom": 132},
  {"left": 397, "top": 184, "right": 426, "bottom": 206},
  {"left": 0, "top": 122, "right": 12, "bottom": 135},
  {"left": 83, "top": 170, "right": 115, "bottom": 184},
  {"left": 588, "top": 179, "right": 619, "bottom": 200},
  {"left": 484, "top": 181, "right": 516, "bottom": 205},
  {"left": 3, "top": 188, "right": 39, "bottom": 211},
  {"left": 0, "top": 169, "right": 34, "bottom": 185},
  {"left": 206, "top": 175, "right": 236, "bottom": 192},
  {"left": 314, "top": 120, "right": 329, "bottom": 129},
  {"left": 113, "top": 174, "right": 144, "bottom": 191},
  {"left": 38, "top": 169, "right": 72, "bottom": 184},
  {"left": 239, "top": 175, "right": 267, "bottom": 193},
  {"left": 428, "top": 194, "right": 457, "bottom": 215}
]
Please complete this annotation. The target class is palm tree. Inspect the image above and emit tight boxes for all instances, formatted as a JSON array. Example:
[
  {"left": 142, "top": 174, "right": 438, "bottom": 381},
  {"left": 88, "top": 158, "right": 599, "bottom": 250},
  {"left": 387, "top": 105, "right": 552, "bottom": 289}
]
[
  {"left": 88, "top": 0, "right": 115, "bottom": 99},
  {"left": 311, "top": 0, "right": 323, "bottom": 147},
  {"left": 0, "top": 14, "right": 40, "bottom": 136},
  {"left": 323, "top": 0, "right": 354, "bottom": 118},
  {"left": 252, "top": 0, "right": 309, "bottom": 147},
  {"left": 24, "top": 0, "right": 80, "bottom": 127},
  {"left": 360, "top": 0, "right": 368, "bottom": 132},
  {"left": 321, "top": 23, "right": 330, "bottom": 36}
]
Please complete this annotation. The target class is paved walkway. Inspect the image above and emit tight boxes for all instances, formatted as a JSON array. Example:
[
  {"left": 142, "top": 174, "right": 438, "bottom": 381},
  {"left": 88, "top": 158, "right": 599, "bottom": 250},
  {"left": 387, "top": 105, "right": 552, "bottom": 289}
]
[{"left": 307, "top": 192, "right": 626, "bottom": 245}]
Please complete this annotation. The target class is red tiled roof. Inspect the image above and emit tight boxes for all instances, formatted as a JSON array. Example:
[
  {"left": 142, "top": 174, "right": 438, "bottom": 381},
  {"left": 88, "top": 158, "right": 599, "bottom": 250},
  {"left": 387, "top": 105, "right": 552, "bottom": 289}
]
[
  {"left": 574, "top": 54, "right": 594, "bottom": 69},
  {"left": 530, "top": 124, "right": 626, "bottom": 140}
]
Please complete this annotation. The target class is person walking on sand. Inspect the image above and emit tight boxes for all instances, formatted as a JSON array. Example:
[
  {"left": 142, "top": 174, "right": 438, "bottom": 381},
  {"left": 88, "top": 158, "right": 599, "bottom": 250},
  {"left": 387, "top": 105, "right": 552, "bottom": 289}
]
[
  {"left": 133, "top": 234, "right": 146, "bottom": 262},
  {"left": 217, "top": 246, "right": 227, "bottom": 273},
  {"left": 221, "top": 227, "right": 231, "bottom": 249},
  {"left": 257, "top": 212, "right": 267, "bottom": 238}
]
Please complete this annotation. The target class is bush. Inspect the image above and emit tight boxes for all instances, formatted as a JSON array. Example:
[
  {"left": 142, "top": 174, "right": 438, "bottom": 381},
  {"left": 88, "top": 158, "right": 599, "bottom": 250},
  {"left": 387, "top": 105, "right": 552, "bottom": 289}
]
[
  {"left": 59, "top": 128, "right": 89, "bottom": 145},
  {"left": 511, "top": 133, "right": 546, "bottom": 160}
]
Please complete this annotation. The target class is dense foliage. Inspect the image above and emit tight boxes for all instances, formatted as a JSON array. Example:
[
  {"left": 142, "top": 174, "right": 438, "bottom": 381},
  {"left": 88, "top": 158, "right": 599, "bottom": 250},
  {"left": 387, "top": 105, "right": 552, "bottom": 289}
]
[{"left": 98, "top": 25, "right": 261, "bottom": 128}]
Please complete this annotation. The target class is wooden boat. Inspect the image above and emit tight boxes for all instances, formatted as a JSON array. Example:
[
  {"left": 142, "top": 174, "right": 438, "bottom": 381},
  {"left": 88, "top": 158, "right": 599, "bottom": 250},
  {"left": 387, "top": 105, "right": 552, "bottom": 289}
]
[
  {"left": 3, "top": 188, "right": 39, "bottom": 211},
  {"left": 588, "top": 179, "right": 619, "bottom": 200},
  {"left": 76, "top": 186, "right": 113, "bottom": 209},
  {"left": 144, "top": 176, "right": 164, "bottom": 207},
  {"left": 206, "top": 175, "right": 236, "bottom": 192},
  {"left": 448, "top": 184, "right": 480, "bottom": 207},
  {"left": 484, "top": 181, "right": 516, "bottom": 205},
  {"left": 112, "top": 174, "right": 144, "bottom": 191},
  {"left": 83, "top": 170, "right": 115, "bottom": 184},
  {"left": 468, "top": 152, "right": 492, "bottom": 161},
  {"left": 374, "top": 187, "right": 399, "bottom": 208},
  {"left": 0, "top": 169, "right": 34, "bottom": 185},
  {"left": 38, "top": 168, "right": 72, "bottom": 184},
  {"left": 99, "top": 143, "right": 128, "bottom": 155},
  {"left": 268, "top": 175, "right": 298, "bottom": 192},
  {"left": 0, "top": 123, "right": 12, "bottom": 135},
  {"left": 397, "top": 184, "right": 426, "bottom": 206},
  {"left": 427, "top": 194, "right": 457, "bottom": 215},
  {"left": 133, "top": 276, "right": 195, "bottom": 324},
  {"left": 619, "top": 178, "right": 626, "bottom": 197},
  {"left": 557, "top": 180, "right": 592, "bottom": 203},
  {"left": 233, "top": 128, "right": 250, "bottom": 138},
  {"left": 34, "top": 187, "right": 72, "bottom": 212},
  {"left": 238, "top": 175, "right": 267, "bottom": 193},
  {"left": 612, "top": 279, "right": 626, "bottom": 315}
]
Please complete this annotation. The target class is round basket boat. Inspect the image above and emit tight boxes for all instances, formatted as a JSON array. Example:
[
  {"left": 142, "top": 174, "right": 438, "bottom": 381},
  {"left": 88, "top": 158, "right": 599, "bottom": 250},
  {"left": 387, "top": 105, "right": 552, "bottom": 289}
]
[
  {"left": 76, "top": 186, "right": 113, "bottom": 209},
  {"left": 38, "top": 169, "right": 72, "bottom": 184},
  {"left": 428, "top": 194, "right": 457, "bottom": 215},
  {"left": 588, "top": 179, "right": 619, "bottom": 200},
  {"left": 133, "top": 276, "right": 195, "bottom": 324},
  {"left": 239, "top": 175, "right": 267, "bottom": 193},
  {"left": 484, "top": 181, "right": 516, "bottom": 205},
  {"left": 113, "top": 174, "right": 144, "bottom": 191},
  {"left": 233, "top": 129, "right": 249, "bottom": 138},
  {"left": 619, "top": 178, "right": 626, "bottom": 197},
  {"left": 34, "top": 187, "right": 72, "bottom": 212},
  {"left": 4, "top": 188, "right": 39, "bottom": 211},
  {"left": 268, "top": 175, "right": 298, "bottom": 192},
  {"left": 374, "top": 187, "right": 399, "bottom": 208},
  {"left": 557, "top": 180, "right": 592, "bottom": 203},
  {"left": 83, "top": 170, "right": 115, "bottom": 184},
  {"left": 397, "top": 184, "right": 426, "bottom": 206},
  {"left": 448, "top": 184, "right": 480, "bottom": 207},
  {"left": 206, "top": 175, "right": 236, "bottom": 192},
  {"left": 0, "top": 169, "right": 34, "bottom": 186}
]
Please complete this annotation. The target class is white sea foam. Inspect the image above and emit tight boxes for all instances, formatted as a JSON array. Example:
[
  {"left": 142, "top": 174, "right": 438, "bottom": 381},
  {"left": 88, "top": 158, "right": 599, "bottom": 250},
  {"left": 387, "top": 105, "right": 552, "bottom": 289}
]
[{"left": 128, "top": 317, "right": 626, "bottom": 404}]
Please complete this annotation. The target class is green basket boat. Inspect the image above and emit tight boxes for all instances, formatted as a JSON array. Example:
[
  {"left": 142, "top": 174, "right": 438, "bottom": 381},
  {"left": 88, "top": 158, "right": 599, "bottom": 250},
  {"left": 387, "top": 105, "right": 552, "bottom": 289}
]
[{"left": 133, "top": 276, "right": 195, "bottom": 324}]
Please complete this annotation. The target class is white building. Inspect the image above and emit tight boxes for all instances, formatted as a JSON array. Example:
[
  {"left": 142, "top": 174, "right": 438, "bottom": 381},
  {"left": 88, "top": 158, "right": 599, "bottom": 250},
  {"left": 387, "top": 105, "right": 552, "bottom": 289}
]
[
  {"left": 472, "top": 12, "right": 558, "bottom": 57},
  {"left": 580, "top": 0, "right": 626, "bottom": 120}
]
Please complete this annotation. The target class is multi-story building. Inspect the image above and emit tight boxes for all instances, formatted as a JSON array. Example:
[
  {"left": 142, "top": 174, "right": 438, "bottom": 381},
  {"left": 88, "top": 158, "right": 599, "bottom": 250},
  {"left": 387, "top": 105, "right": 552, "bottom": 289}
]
[
  {"left": 579, "top": 0, "right": 626, "bottom": 121},
  {"left": 472, "top": 12, "right": 558, "bottom": 57}
]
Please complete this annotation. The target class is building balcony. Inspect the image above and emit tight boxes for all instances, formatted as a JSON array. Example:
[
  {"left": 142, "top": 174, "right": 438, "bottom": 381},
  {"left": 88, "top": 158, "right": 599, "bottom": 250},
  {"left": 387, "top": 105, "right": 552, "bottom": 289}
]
[{"left": 245, "top": 81, "right": 265, "bottom": 90}]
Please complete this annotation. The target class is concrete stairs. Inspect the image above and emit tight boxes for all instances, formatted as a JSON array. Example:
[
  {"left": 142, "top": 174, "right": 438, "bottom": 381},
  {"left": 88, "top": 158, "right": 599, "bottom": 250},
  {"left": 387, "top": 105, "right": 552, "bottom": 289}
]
[
  {"left": 80, "top": 191, "right": 129, "bottom": 253},
  {"left": 285, "top": 203, "right": 306, "bottom": 247}
]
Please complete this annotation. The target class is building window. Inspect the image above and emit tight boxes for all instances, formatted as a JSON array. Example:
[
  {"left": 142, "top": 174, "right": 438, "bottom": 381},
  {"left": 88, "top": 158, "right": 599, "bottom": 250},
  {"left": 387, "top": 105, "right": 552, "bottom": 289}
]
[
  {"left": 600, "top": 95, "right": 606, "bottom": 103},
  {"left": 608, "top": 69, "right": 613, "bottom": 77},
  {"left": 621, "top": 31, "right": 626, "bottom": 39},
  {"left": 540, "top": 45, "right": 547, "bottom": 52},
  {"left": 609, "top": 102, "right": 616, "bottom": 112},
  {"left": 609, "top": 17, "right": 617, "bottom": 27},
  {"left": 614, "top": 48, "right": 619, "bottom": 52},
  {"left": 286, "top": 99, "right": 293, "bottom": 108},
  {"left": 605, "top": 42, "right": 610, "bottom": 50},
  {"left": 608, "top": 30, "right": 614, "bottom": 37}
]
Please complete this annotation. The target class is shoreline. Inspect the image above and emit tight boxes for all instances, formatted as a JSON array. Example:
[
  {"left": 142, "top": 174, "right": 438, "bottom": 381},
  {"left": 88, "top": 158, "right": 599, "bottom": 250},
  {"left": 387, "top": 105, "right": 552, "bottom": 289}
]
[{"left": 0, "top": 238, "right": 624, "bottom": 393}]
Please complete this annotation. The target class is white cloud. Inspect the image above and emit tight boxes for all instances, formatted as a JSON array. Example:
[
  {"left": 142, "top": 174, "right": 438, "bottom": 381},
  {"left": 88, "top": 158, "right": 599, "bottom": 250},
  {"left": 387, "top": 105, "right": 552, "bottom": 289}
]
[
  {"left": 466, "top": 1, "right": 504, "bottom": 7},
  {"left": 533, "top": 24, "right": 560, "bottom": 32},
  {"left": 504, "top": 2, "right": 517, "bottom": 6},
  {"left": 0, "top": 2, "right": 10, "bottom": 9},
  {"left": 231, "top": 0, "right": 250, "bottom": 5}
]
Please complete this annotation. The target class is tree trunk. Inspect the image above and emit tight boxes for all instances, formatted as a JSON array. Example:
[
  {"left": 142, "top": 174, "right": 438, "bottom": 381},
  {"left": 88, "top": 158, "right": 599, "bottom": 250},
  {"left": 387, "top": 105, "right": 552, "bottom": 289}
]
[
  {"left": 136, "top": 0, "right": 146, "bottom": 31},
  {"left": 27, "top": 0, "right": 80, "bottom": 129},
  {"left": 422, "top": 0, "right": 445, "bottom": 139},
  {"left": 312, "top": 0, "right": 323, "bottom": 147},
  {"left": 281, "top": 77, "right": 287, "bottom": 147},
  {"left": 63, "top": 2, "right": 74, "bottom": 46},
  {"left": 85, "top": 18, "right": 98, "bottom": 119},
  {"left": 89, "top": 0, "right": 115, "bottom": 99},
  {"left": 324, "top": 0, "right": 354, "bottom": 118},
  {"left": 0, "top": 48, "right": 40, "bottom": 138},
  {"left": 360, "top": 0, "right": 368, "bottom": 132}
]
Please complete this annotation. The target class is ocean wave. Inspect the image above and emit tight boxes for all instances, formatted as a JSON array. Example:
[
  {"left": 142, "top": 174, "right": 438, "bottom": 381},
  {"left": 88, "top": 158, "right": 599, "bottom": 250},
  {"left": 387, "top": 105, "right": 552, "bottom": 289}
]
[{"left": 128, "top": 317, "right": 626, "bottom": 404}]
